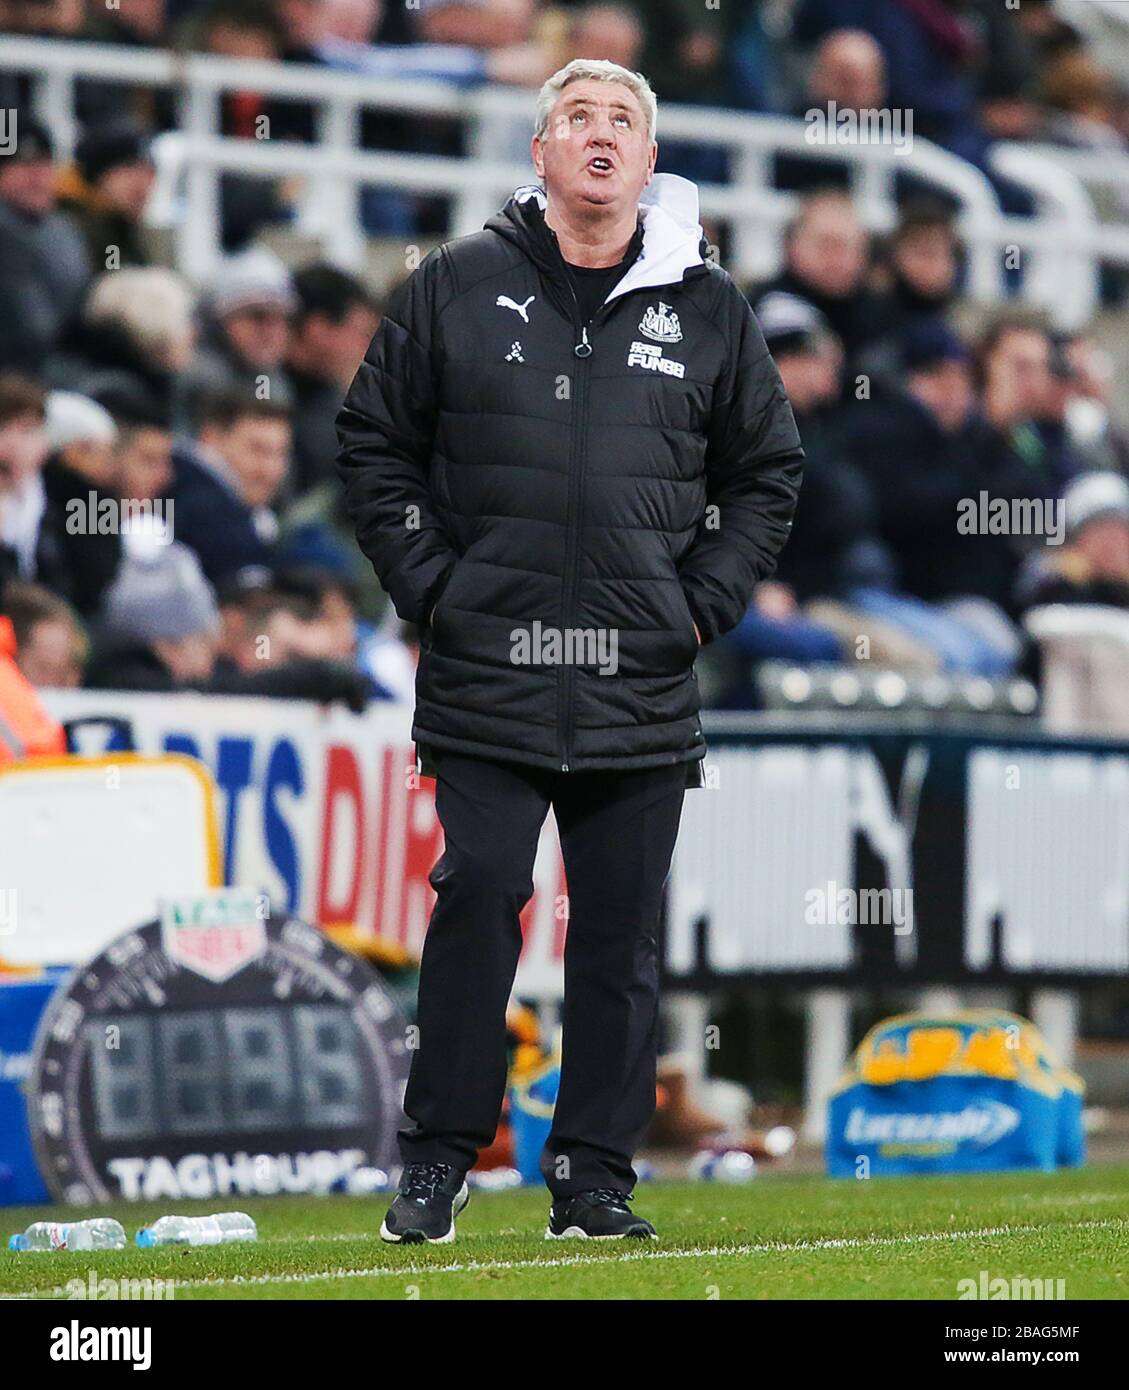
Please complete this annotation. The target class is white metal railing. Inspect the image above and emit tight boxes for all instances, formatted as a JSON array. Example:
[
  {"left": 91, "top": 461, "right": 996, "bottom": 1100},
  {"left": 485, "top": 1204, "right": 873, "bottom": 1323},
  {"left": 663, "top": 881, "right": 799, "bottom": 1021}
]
[
  {"left": 1013, "top": 138, "right": 1129, "bottom": 278},
  {"left": 989, "top": 145, "right": 1107, "bottom": 327},
  {"left": 3, "top": 35, "right": 1127, "bottom": 325},
  {"left": 1022, "top": 141, "right": 1129, "bottom": 197}
]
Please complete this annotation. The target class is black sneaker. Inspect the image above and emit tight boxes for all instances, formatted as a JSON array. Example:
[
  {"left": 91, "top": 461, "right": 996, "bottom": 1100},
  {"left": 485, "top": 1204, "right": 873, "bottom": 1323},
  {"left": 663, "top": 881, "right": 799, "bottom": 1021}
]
[
  {"left": 546, "top": 1188, "right": 657, "bottom": 1240},
  {"left": 380, "top": 1162, "right": 469, "bottom": 1244}
]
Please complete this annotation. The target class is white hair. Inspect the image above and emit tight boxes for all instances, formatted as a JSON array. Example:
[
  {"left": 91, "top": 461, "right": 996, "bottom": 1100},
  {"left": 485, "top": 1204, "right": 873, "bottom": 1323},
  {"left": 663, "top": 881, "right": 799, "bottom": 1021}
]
[
  {"left": 85, "top": 268, "right": 197, "bottom": 356},
  {"left": 45, "top": 391, "right": 117, "bottom": 449},
  {"left": 534, "top": 59, "right": 658, "bottom": 144}
]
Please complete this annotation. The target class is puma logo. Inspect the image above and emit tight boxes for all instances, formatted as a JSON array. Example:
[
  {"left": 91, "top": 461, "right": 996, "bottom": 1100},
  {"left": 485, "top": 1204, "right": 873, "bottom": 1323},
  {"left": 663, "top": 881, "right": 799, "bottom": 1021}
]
[{"left": 496, "top": 294, "right": 535, "bottom": 323}]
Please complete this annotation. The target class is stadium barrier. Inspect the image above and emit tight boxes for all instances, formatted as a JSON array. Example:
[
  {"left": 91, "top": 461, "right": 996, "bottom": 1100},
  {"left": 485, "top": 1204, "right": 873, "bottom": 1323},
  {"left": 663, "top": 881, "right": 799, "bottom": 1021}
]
[
  {"left": 28, "top": 689, "right": 1129, "bottom": 987},
  {"left": 670, "top": 721, "right": 1129, "bottom": 986}
]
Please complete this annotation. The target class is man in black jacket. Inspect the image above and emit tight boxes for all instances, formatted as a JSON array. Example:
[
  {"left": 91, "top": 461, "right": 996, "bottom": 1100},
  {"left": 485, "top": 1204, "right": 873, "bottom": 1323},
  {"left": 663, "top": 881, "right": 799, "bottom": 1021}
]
[
  {"left": 337, "top": 58, "right": 803, "bottom": 1243},
  {"left": 170, "top": 392, "right": 287, "bottom": 587}
]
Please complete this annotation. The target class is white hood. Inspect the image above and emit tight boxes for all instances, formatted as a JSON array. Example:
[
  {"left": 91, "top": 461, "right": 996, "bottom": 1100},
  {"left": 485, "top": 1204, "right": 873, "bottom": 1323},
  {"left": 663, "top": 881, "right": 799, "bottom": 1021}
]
[
  {"left": 509, "top": 173, "right": 706, "bottom": 303},
  {"left": 609, "top": 173, "right": 706, "bottom": 303}
]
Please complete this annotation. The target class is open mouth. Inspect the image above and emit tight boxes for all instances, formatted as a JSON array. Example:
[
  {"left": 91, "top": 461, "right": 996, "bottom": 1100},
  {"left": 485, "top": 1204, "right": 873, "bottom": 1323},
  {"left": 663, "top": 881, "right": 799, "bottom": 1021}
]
[{"left": 586, "top": 157, "right": 614, "bottom": 176}]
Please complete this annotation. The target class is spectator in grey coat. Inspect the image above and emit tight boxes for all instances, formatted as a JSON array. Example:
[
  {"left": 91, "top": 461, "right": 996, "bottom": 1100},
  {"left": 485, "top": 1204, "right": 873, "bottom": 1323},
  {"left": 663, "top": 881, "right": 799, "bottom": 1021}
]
[{"left": 0, "top": 117, "right": 90, "bottom": 373}]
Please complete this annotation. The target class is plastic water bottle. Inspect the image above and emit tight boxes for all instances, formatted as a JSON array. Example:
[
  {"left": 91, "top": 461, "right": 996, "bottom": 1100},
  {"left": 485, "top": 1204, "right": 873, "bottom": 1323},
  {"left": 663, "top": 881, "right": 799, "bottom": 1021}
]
[
  {"left": 689, "top": 1148, "right": 758, "bottom": 1184},
  {"left": 339, "top": 1167, "right": 392, "bottom": 1195},
  {"left": 467, "top": 1166, "right": 523, "bottom": 1191},
  {"left": 9, "top": 1218, "right": 126, "bottom": 1253},
  {"left": 136, "top": 1212, "right": 257, "bottom": 1248}
]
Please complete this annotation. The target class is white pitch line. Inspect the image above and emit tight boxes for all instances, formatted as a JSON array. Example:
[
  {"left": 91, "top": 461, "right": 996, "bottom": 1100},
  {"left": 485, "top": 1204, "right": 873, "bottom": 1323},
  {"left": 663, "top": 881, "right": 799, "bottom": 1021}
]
[
  {"left": 37, "top": 1215, "right": 1122, "bottom": 1297},
  {"left": 5, "top": 1216, "right": 1124, "bottom": 1301}
]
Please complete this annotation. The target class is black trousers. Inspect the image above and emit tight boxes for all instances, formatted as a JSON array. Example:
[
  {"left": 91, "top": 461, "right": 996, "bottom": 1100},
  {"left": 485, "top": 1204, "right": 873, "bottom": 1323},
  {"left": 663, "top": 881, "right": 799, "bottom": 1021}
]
[{"left": 399, "top": 750, "right": 687, "bottom": 1195}]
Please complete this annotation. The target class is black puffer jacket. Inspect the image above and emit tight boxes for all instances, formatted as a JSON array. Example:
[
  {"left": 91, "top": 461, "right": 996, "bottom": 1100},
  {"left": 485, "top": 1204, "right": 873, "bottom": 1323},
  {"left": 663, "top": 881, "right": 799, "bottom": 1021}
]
[{"left": 337, "top": 177, "right": 803, "bottom": 773}]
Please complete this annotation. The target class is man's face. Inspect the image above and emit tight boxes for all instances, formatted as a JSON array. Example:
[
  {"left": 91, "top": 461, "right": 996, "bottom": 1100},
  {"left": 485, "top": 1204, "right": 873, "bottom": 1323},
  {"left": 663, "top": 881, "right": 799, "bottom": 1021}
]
[
  {"left": 18, "top": 617, "right": 81, "bottom": 688},
  {"left": 114, "top": 427, "right": 172, "bottom": 501},
  {"left": 207, "top": 20, "right": 278, "bottom": 59},
  {"left": 909, "top": 359, "right": 974, "bottom": 433},
  {"left": 810, "top": 35, "right": 886, "bottom": 111},
  {"left": 788, "top": 201, "right": 867, "bottom": 299},
  {"left": 775, "top": 339, "right": 841, "bottom": 414},
  {"left": 223, "top": 303, "right": 291, "bottom": 370},
  {"left": 895, "top": 226, "right": 956, "bottom": 299},
  {"left": 4, "top": 0, "right": 81, "bottom": 33},
  {"left": 216, "top": 416, "right": 291, "bottom": 509},
  {"left": 97, "top": 161, "right": 156, "bottom": 220},
  {"left": 324, "top": 0, "right": 382, "bottom": 44},
  {"left": 0, "top": 411, "right": 48, "bottom": 489},
  {"left": 297, "top": 304, "right": 380, "bottom": 385},
  {"left": 264, "top": 607, "right": 338, "bottom": 662},
  {"left": 573, "top": 8, "right": 644, "bottom": 70},
  {"left": 58, "top": 438, "right": 116, "bottom": 487},
  {"left": 279, "top": 0, "right": 328, "bottom": 48},
  {"left": 988, "top": 328, "right": 1052, "bottom": 418},
  {"left": 116, "top": 0, "right": 165, "bottom": 37},
  {"left": 0, "top": 157, "right": 56, "bottom": 216},
  {"left": 154, "top": 631, "right": 217, "bottom": 683},
  {"left": 533, "top": 79, "right": 656, "bottom": 217},
  {"left": 1076, "top": 516, "right": 1129, "bottom": 581}
]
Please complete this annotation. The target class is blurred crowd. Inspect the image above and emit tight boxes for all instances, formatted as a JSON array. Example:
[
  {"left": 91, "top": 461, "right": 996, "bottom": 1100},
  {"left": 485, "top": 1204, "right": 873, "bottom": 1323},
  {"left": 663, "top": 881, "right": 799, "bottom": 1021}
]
[
  {"left": 722, "top": 188, "right": 1129, "bottom": 703},
  {"left": 3, "top": 0, "right": 1129, "bottom": 713},
  {"left": 0, "top": 242, "right": 414, "bottom": 709},
  {"left": 3, "top": 0, "right": 1128, "bottom": 144},
  {"left": 4, "top": 0, "right": 1129, "bottom": 238}
]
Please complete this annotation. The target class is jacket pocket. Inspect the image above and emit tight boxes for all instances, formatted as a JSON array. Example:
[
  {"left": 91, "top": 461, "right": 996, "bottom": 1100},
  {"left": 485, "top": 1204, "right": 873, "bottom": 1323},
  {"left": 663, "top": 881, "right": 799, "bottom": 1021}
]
[
  {"left": 428, "top": 558, "right": 466, "bottom": 647},
  {"left": 670, "top": 580, "right": 700, "bottom": 664}
]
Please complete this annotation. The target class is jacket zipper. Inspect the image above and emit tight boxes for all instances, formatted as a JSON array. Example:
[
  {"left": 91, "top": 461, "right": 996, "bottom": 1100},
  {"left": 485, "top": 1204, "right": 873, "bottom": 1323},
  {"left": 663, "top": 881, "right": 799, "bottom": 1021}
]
[{"left": 559, "top": 277, "right": 598, "bottom": 772}]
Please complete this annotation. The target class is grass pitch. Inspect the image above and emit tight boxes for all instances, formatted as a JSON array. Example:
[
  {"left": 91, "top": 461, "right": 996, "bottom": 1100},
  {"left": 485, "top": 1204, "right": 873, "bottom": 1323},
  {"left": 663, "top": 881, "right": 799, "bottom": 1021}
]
[{"left": 2, "top": 1164, "right": 1127, "bottom": 1301}]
